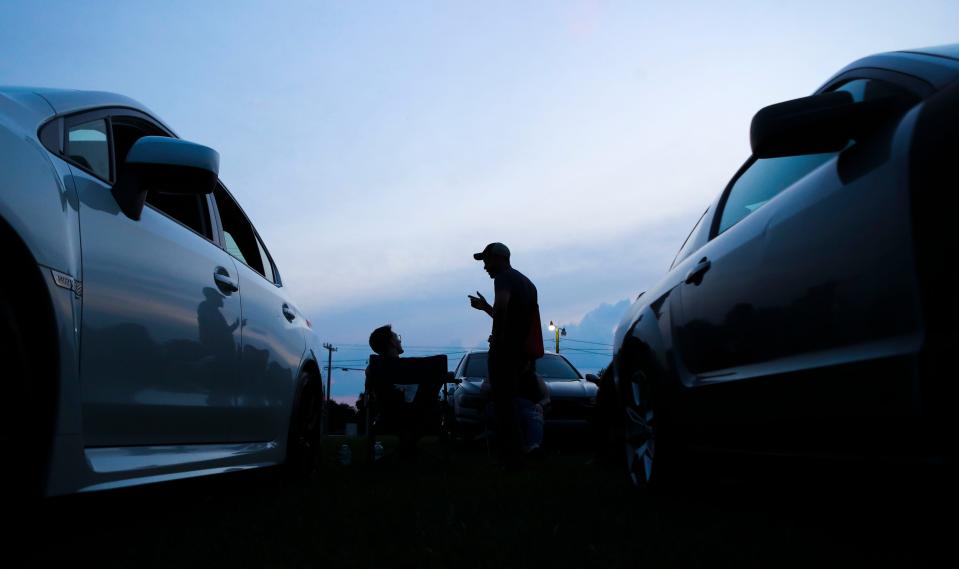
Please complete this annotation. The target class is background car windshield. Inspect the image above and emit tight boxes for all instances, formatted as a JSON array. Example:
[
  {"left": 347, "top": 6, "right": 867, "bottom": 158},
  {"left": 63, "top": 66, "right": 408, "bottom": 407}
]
[{"left": 463, "top": 353, "right": 580, "bottom": 381}]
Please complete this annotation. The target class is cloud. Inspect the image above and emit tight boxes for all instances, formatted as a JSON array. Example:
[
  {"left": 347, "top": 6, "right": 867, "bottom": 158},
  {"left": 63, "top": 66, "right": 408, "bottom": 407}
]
[{"left": 549, "top": 298, "right": 631, "bottom": 374}]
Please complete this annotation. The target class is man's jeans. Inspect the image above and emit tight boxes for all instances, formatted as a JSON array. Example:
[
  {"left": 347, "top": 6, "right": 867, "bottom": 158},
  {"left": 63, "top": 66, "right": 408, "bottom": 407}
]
[
  {"left": 514, "top": 397, "right": 544, "bottom": 452},
  {"left": 485, "top": 396, "right": 545, "bottom": 453}
]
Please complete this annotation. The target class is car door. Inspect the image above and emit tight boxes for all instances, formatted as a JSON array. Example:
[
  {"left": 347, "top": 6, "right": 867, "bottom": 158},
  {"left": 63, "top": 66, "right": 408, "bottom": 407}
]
[
  {"left": 72, "top": 110, "right": 245, "bottom": 447},
  {"left": 674, "top": 76, "right": 926, "bottom": 422},
  {"left": 211, "top": 185, "right": 306, "bottom": 442}
]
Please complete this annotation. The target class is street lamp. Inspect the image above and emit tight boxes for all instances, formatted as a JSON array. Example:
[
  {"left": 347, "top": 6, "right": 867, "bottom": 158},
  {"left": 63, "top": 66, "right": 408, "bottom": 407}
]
[{"left": 547, "top": 321, "right": 566, "bottom": 353}]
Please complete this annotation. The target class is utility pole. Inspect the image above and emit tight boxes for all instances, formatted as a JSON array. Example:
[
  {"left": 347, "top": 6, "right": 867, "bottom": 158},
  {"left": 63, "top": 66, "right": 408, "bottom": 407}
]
[
  {"left": 547, "top": 321, "right": 566, "bottom": 353},
  {"left": 322, "top": 342, "right": 337, "bottom": 433}
]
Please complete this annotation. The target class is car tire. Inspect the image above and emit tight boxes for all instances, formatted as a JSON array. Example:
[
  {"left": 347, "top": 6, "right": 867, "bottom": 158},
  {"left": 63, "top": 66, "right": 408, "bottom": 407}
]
[
  {"left": 622, "top": 369, "right": 680, "bottom": 492},
  {"left": 285, "top": 370, "right": 324, "bottom": 480},
  {"left": 0, "top": 282, "right": 54, "bottom": 498}
]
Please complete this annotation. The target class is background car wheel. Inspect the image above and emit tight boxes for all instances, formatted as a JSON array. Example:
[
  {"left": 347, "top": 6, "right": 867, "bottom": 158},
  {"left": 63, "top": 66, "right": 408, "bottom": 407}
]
[{"left": 285, "top": 370, "right": 324, "bottom": 480}]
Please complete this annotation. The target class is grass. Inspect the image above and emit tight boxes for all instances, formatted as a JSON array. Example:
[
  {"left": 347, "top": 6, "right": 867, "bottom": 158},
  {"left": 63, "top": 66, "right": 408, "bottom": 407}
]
[{"left": 7, "top": 435, "right": 955, "bottom": 568}]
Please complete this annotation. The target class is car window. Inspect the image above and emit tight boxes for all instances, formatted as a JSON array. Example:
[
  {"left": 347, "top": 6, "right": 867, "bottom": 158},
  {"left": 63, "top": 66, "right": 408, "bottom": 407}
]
[
  {"left": 716, "top": 78, "right": 916, "bottom": 236},
  {"left": 534, "top": 356, "right": 581, "bottom": 380},
  {"left": 671, "top": 209, "right": 708, "bottom": 269},
  {"left": 717, "top": 152, "right": 836, "bottom": 235},
  {"left": 255, "top": 234, "right": 275, "bottom": 283},
  {"left": 112, "top": 116, "right": 212, "bottom": 239},
  {"left": 463, "top": 354, "right": 488, "bottom": 378},
  {"left": 461, "top": 353, "right": 580, "bottom": 381},
  {"left": 67, "top": 119, "right": 110, "bottom": 180},
  {"left": 213, "top": 186, "right": 269, "bottom": 278}
]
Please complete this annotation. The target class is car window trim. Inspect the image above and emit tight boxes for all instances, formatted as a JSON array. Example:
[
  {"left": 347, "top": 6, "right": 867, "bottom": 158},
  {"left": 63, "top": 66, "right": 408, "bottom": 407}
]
[
  {"left": 254, "top": 232, "right": 280, "bottom": 286},
  {"left": 109, "top": 109, "right": 218, "bottom": 244},
  {"left": 818, "top": 67, "right": 934, "bottom": 98},
  {"left": 210, "top": 183, "right": 283, "bottom": 287},
  {"left": 709, "top": 70, "right": 932, "bottom": 240},
  {"left": 42, "top": 106, "right": 178, "bottom": 182},
  {"left": 670, "top": 208, "right": 709, "bottom": 270},
  {"left": 141, "top": 197, "right": 217, "bottom": 244},
  {"left": 62, "top": 109, "right": 114, "bottom": 183}
]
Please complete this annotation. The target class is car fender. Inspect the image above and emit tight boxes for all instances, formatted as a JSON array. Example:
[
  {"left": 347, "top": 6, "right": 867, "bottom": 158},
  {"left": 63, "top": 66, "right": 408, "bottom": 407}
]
[
  {"left": 612, "top": 289, "right": 677, "bottom": 405},
  {"left": 0, "top": 98, "right": 83, "bottom": 424}
]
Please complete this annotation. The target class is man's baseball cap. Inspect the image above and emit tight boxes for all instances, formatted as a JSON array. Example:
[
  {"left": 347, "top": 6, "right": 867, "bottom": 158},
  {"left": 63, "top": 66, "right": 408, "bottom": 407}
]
[{"left": 473, "top": 242, "right": 510, "bottom": 261}]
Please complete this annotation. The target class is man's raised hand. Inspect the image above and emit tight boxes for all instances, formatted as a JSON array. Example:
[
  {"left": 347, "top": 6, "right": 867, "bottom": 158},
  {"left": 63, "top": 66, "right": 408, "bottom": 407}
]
[{"left": 468, "top": 291, "right": 492, "bottom": 314}]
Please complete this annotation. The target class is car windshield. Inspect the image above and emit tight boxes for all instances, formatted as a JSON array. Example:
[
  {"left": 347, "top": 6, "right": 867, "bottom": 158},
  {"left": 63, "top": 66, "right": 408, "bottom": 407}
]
[{"left": 462, "top": 353, "right": 581, "bottom": 381}]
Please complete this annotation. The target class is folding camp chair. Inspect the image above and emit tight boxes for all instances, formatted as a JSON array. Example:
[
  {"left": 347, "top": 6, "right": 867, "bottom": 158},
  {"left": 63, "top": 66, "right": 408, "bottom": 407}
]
[{"left": 363, "top": 354, "right": 457, "bottom": 463}]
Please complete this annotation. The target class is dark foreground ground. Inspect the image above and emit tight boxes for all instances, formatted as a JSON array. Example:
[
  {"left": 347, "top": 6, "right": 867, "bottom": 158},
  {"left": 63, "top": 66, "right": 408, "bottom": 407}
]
[{"left": 7, "top": 434, "right": 958, "bottom": 568}]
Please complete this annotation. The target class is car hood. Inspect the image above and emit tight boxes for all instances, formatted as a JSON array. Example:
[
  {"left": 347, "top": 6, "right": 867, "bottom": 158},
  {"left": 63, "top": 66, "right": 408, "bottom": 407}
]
[
  {"left": 457, "top": 378, "right": 597, "bottom": 399},
  {"left": 458, "top": 379, "right": 485, "bottom": 394},
  {"left": 546, "top": 380, "right": 597, "bottom": 399}
]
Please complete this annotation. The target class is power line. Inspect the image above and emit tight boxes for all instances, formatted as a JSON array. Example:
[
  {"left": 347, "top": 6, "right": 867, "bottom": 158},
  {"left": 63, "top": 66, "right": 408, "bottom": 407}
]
[
  {"left": 562, "top": 338, "right": 614, "bottom": 347},
  {"left": 563, "top": 348, "right": 614, "bottom": 356}
]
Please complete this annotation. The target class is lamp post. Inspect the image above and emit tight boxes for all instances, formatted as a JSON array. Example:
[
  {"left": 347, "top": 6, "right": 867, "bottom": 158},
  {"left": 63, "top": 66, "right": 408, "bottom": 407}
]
[{"left": 547, "top": 321, "right": 566, "bottom": 353}]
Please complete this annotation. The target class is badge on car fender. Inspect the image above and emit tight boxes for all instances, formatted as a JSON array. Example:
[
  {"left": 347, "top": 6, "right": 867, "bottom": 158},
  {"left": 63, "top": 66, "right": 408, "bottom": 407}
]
[{"left": 51, "top": 269, "right": 82, "bottom": 297}]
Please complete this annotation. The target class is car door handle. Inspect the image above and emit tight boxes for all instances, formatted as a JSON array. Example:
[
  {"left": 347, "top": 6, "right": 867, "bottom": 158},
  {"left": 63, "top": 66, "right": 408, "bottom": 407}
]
[
  {"left": 684, "top": 257, "right": 711, "bottom": 286},
  {"left": 282, "top": 304, "right": 296, "bottom": 322},
  {"left": 213, "top": 268, "right": 238, "bottom": 292}
]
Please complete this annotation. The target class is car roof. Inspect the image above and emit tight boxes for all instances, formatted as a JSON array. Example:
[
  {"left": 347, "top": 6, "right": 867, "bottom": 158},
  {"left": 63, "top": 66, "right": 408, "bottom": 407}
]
[
  {"left": 0, "top": 86, "right": 175, "bottom": 134},
  {"left": 901, "top": 44, "right": 959, "bottom": 62},
  {"left": 822, "top": 44, "right": 959, "bottom": 91}
]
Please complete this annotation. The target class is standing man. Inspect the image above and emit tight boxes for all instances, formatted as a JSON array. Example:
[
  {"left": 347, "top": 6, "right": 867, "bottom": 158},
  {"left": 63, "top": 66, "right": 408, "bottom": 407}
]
[{"left": 468, "top": 242, "right": 544, "bottom": 465}]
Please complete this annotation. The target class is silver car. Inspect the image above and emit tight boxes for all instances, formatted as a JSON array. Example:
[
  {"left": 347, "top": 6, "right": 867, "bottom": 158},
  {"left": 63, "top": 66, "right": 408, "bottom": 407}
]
[
  {"left": 449, "top": 351, "right": 600, "bottom": 431},
  {"left": 0, "top": 87, "right": 325, "bottom": 496}
]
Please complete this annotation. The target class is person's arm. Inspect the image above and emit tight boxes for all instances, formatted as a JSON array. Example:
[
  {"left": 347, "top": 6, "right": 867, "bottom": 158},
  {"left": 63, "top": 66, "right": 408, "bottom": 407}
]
[
  {"left": 468, "top": 291, "right": 493, "bottom": 317},
  {"left": 491, "top": 287, "right": 511, "bottom": 347}
]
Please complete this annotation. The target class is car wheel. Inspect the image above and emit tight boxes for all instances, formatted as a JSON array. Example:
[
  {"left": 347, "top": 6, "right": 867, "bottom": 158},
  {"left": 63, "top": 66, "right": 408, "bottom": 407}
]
[
  {"left": 285, "top": 370, "right": 324, "bottom": 480},
  {"left": 0, "top": 281, "right": 55, "bottom": 497},
  {"left": 622, "top": 369, "right": 674, "bottom": 491},
  {"left": 0, "top": 291, "right": 26, "bottom": 467}
]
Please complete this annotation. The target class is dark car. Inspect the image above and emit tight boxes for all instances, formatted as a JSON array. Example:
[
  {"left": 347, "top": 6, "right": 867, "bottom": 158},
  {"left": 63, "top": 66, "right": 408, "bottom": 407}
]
[
  {"left": 610, "top": 45, "right": 959, "bottom": 488},
  {"left": 449, "top": 351, "right": 600, "bottom": 432}
]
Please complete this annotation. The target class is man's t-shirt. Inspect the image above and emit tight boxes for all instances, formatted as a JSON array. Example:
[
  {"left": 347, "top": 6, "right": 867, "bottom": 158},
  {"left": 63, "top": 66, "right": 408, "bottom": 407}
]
[{"left": 491, "top": 267, "right": 543, "bottom": 363}]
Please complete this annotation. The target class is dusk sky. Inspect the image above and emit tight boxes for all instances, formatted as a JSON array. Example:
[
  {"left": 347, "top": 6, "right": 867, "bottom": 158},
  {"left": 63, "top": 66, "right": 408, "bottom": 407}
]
[{"left": 3, "top": 1, "right": 956, "bottom": 401}]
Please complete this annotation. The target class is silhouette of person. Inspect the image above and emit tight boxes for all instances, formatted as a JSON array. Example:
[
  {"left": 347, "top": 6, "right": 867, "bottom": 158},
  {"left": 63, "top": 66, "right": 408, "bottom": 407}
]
[
  {"left": 365, "top": 325, "right": 427, "bottom": 459},
  {"left": 197, "top": 287, "right": 241, "bottom": 405},
  {"left": 366, "top": 324, "right": 406, "bottom": 406},
  {"left": 469, "top": 242, "right": 544, "bottom": 466}
]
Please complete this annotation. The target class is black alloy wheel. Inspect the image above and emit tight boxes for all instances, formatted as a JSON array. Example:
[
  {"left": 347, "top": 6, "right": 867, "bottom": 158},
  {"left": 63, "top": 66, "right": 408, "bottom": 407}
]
[
  {"left": 623, "top": 369, "right": 657, "bottom": 489},
  {"left": 286, "top": 370, "right": 324, "bottom": 480}
]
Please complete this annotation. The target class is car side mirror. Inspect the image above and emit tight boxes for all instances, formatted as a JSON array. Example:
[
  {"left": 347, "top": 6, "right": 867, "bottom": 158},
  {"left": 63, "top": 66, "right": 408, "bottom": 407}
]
[
  {"left": 112, "top": 136, "right": 220, "bottom": 220},
  {"left": 585, "top": 374, "right": 600, "bottom": 384},
  {"left": 750, "top": 91, "right": 856, "bottom": 159},
  {"left": 447, "top": 371, "right": 462, "bottom": 384},
  {"left": 750, "top": 90, "right": 916, "bottom": 159}
]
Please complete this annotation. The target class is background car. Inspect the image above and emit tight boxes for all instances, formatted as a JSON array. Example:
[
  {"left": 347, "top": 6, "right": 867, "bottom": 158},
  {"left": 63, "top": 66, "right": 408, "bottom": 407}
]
[
  {"left": 0, "top": 87, "right": 325, "bottom": 496},
  {"left": 609, "top": 44, "right": 959, "bottom": 489},
  {"left": 448, "top": 351, "right": 600, "bottom": 433}
]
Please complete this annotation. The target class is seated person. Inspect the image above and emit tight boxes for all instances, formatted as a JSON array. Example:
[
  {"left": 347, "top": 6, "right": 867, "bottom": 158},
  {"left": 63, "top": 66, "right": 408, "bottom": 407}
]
[
  {"left": 365, "top": 325, "right": 447, "bottom": 458},
  {"left": 365, "top": 324, "right": 407, "bottom": 406}
]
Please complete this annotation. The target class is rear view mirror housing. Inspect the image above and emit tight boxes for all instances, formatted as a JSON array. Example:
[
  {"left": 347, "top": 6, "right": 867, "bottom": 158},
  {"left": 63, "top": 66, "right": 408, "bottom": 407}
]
[
  {"left": 750, "top": 90, "right": 916, "bottom": 159},
  {"left": 750, "top": 91, "right": 856, "bottom": 159},
  {"left": 112, "top": 136, "right": 219, "bottom": 220},
  {"left": 585, "top": 374, "right": 600, "bottom": 384}
]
